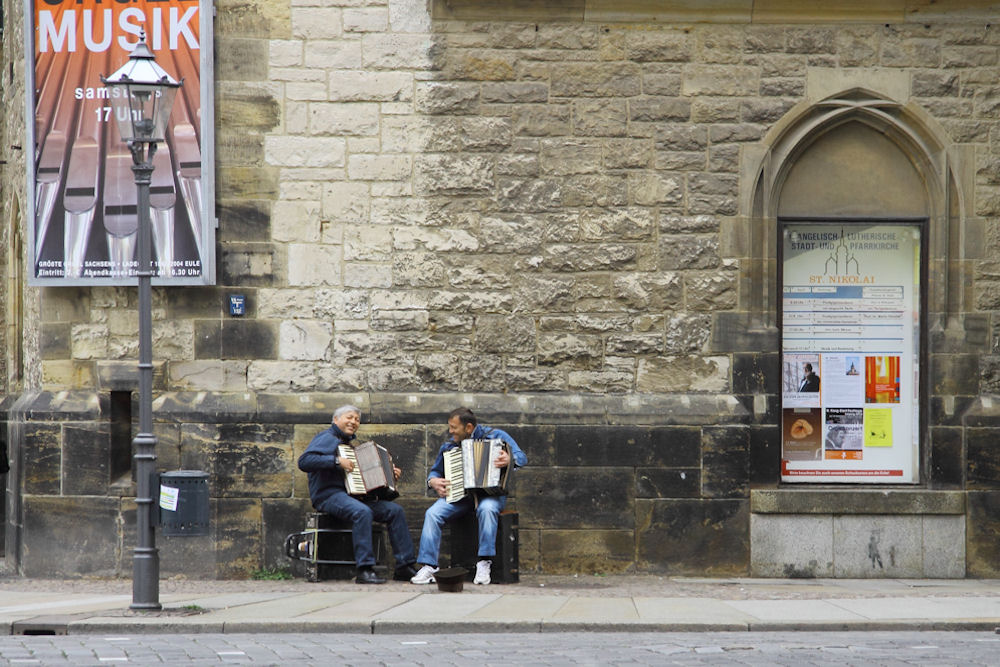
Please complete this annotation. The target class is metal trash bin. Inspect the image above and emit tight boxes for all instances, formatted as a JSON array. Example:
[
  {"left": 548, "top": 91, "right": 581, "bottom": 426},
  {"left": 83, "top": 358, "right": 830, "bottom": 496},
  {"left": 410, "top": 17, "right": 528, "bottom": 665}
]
[{"left": 158, "top": 470, "right": 210, "bottom": 536}]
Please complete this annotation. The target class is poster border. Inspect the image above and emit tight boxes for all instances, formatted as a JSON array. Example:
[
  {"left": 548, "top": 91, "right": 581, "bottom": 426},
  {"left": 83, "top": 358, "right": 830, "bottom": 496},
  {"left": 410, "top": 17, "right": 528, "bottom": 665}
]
[
  {"left": 777, "top": 217, "right": 926, "bottom": 485},
  {"left": 24, "top": 0, "right": 216, "bottom": 287}
]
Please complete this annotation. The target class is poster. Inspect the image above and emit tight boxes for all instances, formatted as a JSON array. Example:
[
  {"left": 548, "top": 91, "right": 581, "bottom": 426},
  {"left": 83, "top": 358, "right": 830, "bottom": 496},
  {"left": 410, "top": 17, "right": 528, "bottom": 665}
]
[
  {"left": 26, "top": 0, "right": 215, "bottom": 285},
  {"left": 780, "top": 222, "right": 920, "bottom": 483}
]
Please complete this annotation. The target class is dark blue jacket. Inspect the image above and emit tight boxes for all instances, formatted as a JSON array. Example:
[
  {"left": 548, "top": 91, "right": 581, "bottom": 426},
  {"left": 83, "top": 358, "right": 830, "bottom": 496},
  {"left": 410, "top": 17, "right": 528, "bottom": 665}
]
[{"left": 297, "top": 424, "right": 354, "bottom": 509}]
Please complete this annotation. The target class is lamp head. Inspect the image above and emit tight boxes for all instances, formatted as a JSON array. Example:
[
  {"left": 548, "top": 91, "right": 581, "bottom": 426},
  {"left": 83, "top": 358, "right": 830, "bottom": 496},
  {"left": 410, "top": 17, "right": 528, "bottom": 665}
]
[{"left": 101, "top": 31, "right": 181, "bottom": 144}]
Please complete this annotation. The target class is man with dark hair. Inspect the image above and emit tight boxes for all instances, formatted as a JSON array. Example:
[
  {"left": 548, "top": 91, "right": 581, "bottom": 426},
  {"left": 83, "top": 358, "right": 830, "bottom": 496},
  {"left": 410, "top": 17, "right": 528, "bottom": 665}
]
[
  {"left": 298, "top": 405, "right": 418, "bottom": 584},
  {"left": 411, "top": 407, "right": 527, "bottom": 585},
  {"left": 799, "top": 363, "right": 820, "bottom": 392}
]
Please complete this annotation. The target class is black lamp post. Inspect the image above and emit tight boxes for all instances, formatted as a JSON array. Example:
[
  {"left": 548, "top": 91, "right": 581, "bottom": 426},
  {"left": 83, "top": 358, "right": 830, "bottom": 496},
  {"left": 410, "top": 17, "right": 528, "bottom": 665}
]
[{"left": 102, "top": 33, "right": 181, "bottom": 611}]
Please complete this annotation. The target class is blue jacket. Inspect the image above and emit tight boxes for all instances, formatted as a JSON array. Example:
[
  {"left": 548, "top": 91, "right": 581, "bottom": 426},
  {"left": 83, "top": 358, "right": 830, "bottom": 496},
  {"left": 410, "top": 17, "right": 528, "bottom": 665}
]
[
  {"left": 427, "top": 424, "right": 527, "bottom": 486},
  {"left": 297, "top": 424, "right": 353, "bottom": 508}
]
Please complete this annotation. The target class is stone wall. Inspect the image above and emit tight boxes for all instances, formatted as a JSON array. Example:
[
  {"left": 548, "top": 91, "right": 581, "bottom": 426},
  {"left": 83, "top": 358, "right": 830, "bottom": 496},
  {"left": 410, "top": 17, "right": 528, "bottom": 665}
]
[{"left": 2, "top": 0, "right": 999, "bottom": 577}]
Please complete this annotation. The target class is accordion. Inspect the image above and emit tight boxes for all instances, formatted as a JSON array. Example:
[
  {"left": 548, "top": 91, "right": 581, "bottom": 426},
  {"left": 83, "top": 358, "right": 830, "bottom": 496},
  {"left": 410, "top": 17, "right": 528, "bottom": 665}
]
[
  {"left": 338, "top": 441, "right": 399, "bottom": 501},
  {"left": 443, "top": 438, "right": 511, "bottom": 504}
]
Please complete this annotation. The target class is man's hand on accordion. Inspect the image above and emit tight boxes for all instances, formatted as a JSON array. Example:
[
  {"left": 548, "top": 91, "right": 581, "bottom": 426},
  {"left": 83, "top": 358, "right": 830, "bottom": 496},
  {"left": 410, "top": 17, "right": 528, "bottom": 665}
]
[
  {"left": 494, "top": 449, "right": 510, "bottom": 468},
  {"left": 428, "top": 477, "right": 449, "bottom": 498},
  {"left": 338, "top": 457, "right": 354, "bottom": 473},
  {"left": 392, "top": 465, "right": 402, "bottom": 481}
]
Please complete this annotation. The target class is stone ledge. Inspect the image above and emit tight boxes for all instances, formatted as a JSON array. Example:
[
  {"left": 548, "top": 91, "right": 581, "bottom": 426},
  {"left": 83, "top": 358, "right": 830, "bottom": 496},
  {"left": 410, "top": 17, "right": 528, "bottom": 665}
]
[
  {"left": 3, "top": 390, "right": 750, "bottom": 426},
  {"left": 750, "top": 489, "right": 966, "bottom": 515}
]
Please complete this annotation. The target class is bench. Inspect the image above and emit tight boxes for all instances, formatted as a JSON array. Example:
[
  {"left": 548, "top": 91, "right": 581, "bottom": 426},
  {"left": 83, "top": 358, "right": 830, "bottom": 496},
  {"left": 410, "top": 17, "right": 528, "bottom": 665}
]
[{"left": 285, "top": 512, "right": 389, "bottom": 582}]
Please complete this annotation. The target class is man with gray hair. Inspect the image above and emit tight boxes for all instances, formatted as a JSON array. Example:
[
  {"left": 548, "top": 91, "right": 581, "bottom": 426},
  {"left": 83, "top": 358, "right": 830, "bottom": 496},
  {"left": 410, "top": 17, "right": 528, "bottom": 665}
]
[{"left": 298, "top": 405, "right": 418, "bottom": 584}]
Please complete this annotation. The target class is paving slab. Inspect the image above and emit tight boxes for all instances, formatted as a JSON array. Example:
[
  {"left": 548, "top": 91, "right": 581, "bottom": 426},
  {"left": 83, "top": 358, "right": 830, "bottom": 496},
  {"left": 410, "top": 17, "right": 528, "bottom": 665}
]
[
  {"left": 725, "top": 598, "right": 869, "bottom": 624},
  {"left": 635, "top": 597, "right": 757, "bottom": 627},
  {"left": 372, "top": 592, "right": 503, "bottom": 633},
  {"left": 830, "top": 596, "right": 1000, "bottom": 621},
  {"left": 468, "top": 594, "right": 569, "bottom": 621},
  {"left": 297, "top": 591, "right": 420, "bottom": 619}
]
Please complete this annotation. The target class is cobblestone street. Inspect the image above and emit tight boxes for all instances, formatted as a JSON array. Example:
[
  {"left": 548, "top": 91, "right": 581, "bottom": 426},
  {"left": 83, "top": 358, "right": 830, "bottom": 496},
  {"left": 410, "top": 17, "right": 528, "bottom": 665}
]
[{"left": 0, "top": 631, "right": 997, "bottom": 666}]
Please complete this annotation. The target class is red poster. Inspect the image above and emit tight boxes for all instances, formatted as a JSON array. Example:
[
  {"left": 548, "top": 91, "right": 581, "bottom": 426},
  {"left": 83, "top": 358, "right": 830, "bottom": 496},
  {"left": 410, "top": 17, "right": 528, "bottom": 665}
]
[
  {"left": 30, "top": 0, "right": 213, "bottom": 284},
  {"left": 865, "top": 356, "right": 900, "bottom": 403}
]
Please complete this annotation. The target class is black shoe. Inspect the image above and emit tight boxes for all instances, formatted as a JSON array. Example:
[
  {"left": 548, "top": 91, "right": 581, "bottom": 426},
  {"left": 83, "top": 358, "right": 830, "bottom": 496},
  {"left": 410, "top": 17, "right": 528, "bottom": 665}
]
[
  {"left": 355, "top": 568, "right": 386, "bottom": 585},
  {"left": 393, "top": 563, "right": 418, "bottom": 581}
]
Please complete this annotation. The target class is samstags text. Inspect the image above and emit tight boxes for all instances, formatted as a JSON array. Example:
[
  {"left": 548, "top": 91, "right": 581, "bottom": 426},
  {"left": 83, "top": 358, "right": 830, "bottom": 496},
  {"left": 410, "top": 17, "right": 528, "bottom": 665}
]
[{"left": 37, "top": 0, "right": 199, "bottom": 53}]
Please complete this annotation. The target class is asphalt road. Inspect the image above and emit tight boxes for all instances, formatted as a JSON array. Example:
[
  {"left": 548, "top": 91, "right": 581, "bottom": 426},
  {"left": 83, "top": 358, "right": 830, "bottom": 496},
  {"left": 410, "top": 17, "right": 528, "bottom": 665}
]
[{"left": 0, "top": 630, "right": 996, "bottom": 665}]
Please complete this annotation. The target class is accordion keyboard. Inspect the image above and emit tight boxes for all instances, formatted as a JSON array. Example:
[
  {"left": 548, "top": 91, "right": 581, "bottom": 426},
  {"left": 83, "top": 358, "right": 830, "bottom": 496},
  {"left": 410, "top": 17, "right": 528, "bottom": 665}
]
[
  {"left": 443, "top": 448, "right": 465, "bottom": 503},
  {"left": 338, "top": 446, "right": 365, "bottom": 495}
]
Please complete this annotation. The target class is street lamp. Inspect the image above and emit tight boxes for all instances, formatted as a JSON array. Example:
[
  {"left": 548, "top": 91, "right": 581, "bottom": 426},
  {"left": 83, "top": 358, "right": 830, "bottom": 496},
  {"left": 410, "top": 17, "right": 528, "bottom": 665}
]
[{"left": 102, "top": 32, "right": 181, "bottom": 611}]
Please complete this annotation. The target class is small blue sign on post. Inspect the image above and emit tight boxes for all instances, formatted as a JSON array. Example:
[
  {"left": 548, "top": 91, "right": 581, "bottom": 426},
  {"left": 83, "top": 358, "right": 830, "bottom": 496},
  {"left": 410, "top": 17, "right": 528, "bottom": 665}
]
[{"left": 229, "top": 294, "right": 245, "bottom": 317}]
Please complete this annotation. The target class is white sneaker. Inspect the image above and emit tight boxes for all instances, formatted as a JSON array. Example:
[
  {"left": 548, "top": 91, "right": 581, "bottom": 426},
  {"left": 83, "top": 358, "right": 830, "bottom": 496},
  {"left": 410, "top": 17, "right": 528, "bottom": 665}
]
[
  {"left": 474, "top": 559, "right": 492, "bottom": 585},
  {"left": 410, "top": 564, "right": 438, "bottom": 584}
]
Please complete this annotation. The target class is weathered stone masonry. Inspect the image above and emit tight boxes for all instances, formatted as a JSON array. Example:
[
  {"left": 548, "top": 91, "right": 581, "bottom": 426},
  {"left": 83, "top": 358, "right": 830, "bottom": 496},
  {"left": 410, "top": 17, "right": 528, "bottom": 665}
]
[{"left": 1, "top": 0, "right": 999, "bottom": 577}]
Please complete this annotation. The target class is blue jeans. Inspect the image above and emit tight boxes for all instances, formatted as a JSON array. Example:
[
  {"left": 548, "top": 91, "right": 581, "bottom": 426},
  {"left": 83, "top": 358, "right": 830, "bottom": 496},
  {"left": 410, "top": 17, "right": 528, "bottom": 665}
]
[
  {"left": 416, "top": 495, "right": 506, "bottom": 567},
  {"left": 316, "top": 491, "right": 415, "bottom": 568}
]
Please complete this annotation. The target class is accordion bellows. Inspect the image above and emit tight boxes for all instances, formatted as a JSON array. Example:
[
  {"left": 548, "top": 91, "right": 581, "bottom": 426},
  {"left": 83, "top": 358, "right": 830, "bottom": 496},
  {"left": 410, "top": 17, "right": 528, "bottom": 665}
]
[{"left": 338, "top": 441, "right": 399, "bottom": 501}]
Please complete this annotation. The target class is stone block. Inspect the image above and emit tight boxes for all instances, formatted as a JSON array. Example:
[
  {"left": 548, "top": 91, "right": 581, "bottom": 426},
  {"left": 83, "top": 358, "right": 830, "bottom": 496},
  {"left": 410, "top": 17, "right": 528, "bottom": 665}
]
[
  {"left": 170, "top": 361, "right": 251, "bottom": 392},
  {"left": 414, "top": 154, "right": 494, "bottom": 195},
  {"left": 750, "top": 513, "right": 833, "bottom": 578},
  {"left": 414, "top": 82, "right": 480, "bottom": 115},
  {"left": 702, "top": 426, "right": 749, "bottom": 499},
  {"left": 40, "top": 323, "right": 71, "bottom": 360},
  {"left": 967, "top": 427, "right": 1000, "bottom": 489},
  {"left": 41, "top": 361, "right": 96, "bottom": 389},
  {"left": 551, "top": 63, "right": 642, "bottom": 97},
  {"left": 62, "top": 424, "right": 110, "bottom": 496},
  {"left": 21, "top": 423, "right": 61, "bottom": 495},
  {"left": 834, "top": 515, "right": 922, "bottom": 578},
  {"left": 636, "top": 468, "right": 700, "bottom": 498},
  {"left": 262, "top": 498, "right": 315, "bottom": 569},
  {"left": 214, "top": 498, "right": 264, "bottom": 578},
  {"left": 922, "top": 515, "right": 966, "bottom": 578},
  {"left": 537, "top": 334, "right": 602, "bottom": 368},
  {"left": 685, "top": 271, "right": 737, "bottom": 310},
  {"left": 636, "top": 499, "right": 749, "bottom": 574},
  {"left": 931, "top": 353, "right": 980, "bottom": 395},
  {"left": 967, "top": 491, "right": 1000, "bottom": 577},
  {"left": 749, "top": 425, "right": 781, "bottom": 486},
  {"left": 733, "top": 352, "right": 780, "bottom": 394},
  {"left": 362, "top": 33, "right": 434, "bottom": 70},
  {"left": 220, "top": 243, "right": 278, "bottom": 287},
  {"left": 625, "top": 29, "right": 693, "bottom": 62},
  {"left": 573, "top": 99, "right": 629, "bottom": 137},
  {"left": 288, "top": 244, "right": 343, "bottom": 287},
  {"left": 495, "top": 424, "right": 556, "bottom": 467},
  {"left": 22, "top": 496, "right": 120, "bottom": 577},
  {"left": 179, "top": 423, "right": 295, "bottom": 498},
  {"left": 279, "top": 320, "right": 333, "bottom": 361},
  {"left": 430, "top": 0, "right": 585, "bottom": 22},
  {"left": 216, "top": 37, "right": 269, "bottom": 81},
  {"left": 540, "top": 530, "right": 634, "bottom": 574},
  {"left": 929, "top": 426, "right": 963, "bottom": 487},
  {"left": 517, "top": 467, "right": 634, "bottom": 530},
  {"left": 153, "top": 392, "right": 258, "bottom": 425},
  {"left": 637, "top": 355, "right": 730, "bottom": 393},
  {"left": 40, "top": 287, "right": 91, "bottom": 322},
  {"left": 195, "top": 320, "right": 278, "bottom": 360}
]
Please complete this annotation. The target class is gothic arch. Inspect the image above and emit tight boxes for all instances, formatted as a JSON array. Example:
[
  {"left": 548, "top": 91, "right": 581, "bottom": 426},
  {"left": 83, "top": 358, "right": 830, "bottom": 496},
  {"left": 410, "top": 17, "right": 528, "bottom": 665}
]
[{"left": 740, "top": 87, "right": 975, "bottom": 332}]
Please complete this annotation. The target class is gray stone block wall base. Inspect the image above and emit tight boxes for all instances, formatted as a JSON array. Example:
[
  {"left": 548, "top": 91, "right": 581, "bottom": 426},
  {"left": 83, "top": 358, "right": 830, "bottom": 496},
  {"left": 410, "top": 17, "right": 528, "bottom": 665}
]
[{"left": 750, "top": 490, "right": 966, "bottom": 578}]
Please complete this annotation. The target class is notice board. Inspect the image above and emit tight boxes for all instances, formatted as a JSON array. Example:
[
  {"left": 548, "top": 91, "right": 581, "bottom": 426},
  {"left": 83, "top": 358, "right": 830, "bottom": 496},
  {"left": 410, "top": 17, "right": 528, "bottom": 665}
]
[{"left": 780, "top": 222, "right": 921, "bottom": 484}]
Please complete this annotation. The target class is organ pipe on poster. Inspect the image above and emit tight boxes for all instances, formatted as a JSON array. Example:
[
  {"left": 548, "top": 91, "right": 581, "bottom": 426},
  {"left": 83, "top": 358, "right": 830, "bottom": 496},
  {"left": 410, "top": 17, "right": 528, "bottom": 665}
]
[{"left": 25, "top": 0, "right": 216, "bottom": 285}]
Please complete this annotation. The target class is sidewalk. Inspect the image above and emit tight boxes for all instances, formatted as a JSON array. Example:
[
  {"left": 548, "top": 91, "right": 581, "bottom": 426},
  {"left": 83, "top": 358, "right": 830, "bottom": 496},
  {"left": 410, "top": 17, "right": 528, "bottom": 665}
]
[{"left": 0, "top": 575, "right": 998, "bottom": 635}]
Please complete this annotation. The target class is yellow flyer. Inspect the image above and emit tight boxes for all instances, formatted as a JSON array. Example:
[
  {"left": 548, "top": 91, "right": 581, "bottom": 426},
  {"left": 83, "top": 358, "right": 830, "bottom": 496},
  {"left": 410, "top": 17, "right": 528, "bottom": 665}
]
[{"left": 864, "top": 409, "right": 893, "bottom": 447}]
